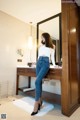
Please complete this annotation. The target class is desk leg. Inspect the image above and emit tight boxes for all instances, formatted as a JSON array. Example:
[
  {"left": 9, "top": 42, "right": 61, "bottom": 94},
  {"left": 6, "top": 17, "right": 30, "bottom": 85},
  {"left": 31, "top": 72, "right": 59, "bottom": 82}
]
[
  {"left": 28, "top": 76, "right": 31, "bottom": 88},
  {"left": 16, "top": 75, "right": 19, "bottom": 95}
]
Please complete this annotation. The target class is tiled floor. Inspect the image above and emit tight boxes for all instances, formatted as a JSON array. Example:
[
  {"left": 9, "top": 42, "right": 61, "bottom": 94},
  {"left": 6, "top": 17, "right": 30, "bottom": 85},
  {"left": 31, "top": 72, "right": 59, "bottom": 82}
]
[{"left": 0, "top": 95, "right": 80, "bottom": 120}]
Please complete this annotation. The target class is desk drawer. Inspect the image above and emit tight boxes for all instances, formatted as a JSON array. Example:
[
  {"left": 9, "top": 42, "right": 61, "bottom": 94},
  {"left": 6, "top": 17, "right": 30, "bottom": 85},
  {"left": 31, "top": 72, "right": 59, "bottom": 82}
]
[
  {"left": 17, "top": 68, "right": 25, "bottom": 74},
  {"left": 46, "top": 69, "right": 62, "bottom": 80},
  {"left": 17, "top": 68, "right": 36, "bottom": 77}
]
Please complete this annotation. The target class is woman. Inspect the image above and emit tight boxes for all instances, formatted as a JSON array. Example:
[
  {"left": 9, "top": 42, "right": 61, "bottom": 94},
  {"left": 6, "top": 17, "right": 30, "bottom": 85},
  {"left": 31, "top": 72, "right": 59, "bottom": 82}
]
[{"left": 31, "top": 33, "right": 55, "bottom": 115}]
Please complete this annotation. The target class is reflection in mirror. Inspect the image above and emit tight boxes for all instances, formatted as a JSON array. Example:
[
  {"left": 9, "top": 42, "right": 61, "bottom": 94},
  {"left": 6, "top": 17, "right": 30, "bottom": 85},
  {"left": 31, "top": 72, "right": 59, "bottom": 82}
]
[{"left": 37, "top": 13, "right": 62, "bottom": 65}]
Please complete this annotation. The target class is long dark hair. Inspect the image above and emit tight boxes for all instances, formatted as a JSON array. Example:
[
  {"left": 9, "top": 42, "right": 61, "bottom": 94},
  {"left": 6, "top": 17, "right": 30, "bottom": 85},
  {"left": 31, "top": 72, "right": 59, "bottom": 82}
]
[{"left": 41, "top": 33, "right": 53, "bottom": 49}]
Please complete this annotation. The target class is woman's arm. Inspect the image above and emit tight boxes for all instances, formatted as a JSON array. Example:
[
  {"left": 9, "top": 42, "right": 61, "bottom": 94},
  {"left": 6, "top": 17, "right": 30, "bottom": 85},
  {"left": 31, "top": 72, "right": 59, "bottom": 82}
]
[
  {"left": 51, "top": 49, "right": 55, "bottom": 66},
  {"left": 53, "top": 44, "right": 56, "bottom": 50}
]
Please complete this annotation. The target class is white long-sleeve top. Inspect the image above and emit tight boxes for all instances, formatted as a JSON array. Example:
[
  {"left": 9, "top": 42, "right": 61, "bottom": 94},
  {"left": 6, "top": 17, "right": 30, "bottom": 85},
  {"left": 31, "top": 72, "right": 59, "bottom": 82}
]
[{"left": 38, "top": 45, "right": 55, "bottom": 66}]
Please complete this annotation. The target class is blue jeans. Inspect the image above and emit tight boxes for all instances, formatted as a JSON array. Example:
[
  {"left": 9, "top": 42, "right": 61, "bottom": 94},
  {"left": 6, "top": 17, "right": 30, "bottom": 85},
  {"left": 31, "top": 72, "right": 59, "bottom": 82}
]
[{"left": 35, "top": 56, "right": 50, "bottom": 101}]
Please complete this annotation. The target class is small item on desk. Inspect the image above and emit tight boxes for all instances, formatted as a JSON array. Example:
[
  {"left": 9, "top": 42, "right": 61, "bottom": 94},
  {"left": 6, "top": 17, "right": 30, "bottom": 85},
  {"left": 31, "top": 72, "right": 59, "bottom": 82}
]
[
  {"left": 27, "top": 62, "right": 32, "bottom": 67},
  {"left": 27, "top": 62, "right": 36, "bottom": 67}
]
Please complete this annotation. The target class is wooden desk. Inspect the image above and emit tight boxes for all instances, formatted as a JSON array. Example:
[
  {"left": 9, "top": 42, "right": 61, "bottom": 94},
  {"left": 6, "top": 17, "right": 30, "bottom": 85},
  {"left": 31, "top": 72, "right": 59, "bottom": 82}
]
[
  {"left": 16, "top": 66, "right": 62, "bottom": 112},
  {"left": 16, "top": 66, "right": 62, "bottom": 94}
]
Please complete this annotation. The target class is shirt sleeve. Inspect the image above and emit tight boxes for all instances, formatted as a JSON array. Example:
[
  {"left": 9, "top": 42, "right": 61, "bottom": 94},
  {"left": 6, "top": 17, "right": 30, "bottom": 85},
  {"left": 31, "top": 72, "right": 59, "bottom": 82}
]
[{"left": 51, "top": 49, "right": 55, "bottom": 66}]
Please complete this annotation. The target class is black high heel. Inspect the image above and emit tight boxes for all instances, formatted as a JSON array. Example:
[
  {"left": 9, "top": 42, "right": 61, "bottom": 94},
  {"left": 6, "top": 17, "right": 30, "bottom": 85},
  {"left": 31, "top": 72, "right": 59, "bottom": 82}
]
[
  {"left": 31, "top": 104, "right": 39, "bottom": 116},
  {"left": 31, "top": 111, "right": 38, "bottom": 116},
  {"left": 38, "top": 101, "right": 43, "bottom": 110},
  {"left": 31, "top": 101, "right": 43, "bottom": 115}
]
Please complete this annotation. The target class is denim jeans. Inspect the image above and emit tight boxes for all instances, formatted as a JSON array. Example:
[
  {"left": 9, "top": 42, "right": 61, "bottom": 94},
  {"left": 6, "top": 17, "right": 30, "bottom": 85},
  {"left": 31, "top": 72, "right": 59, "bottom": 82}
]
[{"left": 35, "top": 56, "right": 50, "bottom": 101}]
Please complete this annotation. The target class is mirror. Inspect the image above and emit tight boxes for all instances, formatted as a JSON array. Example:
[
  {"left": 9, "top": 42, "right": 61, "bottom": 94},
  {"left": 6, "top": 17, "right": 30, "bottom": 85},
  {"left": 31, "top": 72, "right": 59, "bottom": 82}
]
[{"left": 37, "top": 13, "right": 62, "bottom": 65}]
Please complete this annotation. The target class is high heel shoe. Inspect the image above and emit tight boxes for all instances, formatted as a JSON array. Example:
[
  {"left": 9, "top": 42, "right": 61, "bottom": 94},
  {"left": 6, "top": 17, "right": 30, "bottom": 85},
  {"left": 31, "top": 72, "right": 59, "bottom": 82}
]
[
  {"left": 31, "top": 103, "right": 39, "bottom": 116},
  {"left": 31, "top": 101, "right": 43, "bottom": 115},
  {"left": 31, "top": 111, "right": 38, "bottom": 116},
  {"left": 38, "top": 101, "right": 43, "bottom": 110}
]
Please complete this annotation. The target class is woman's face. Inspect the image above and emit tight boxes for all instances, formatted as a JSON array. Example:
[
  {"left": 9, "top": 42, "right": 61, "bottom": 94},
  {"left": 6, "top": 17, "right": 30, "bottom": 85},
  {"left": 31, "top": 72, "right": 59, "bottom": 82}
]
[{"left": 41, "top": 36, "right": 45, "bottom": 44}]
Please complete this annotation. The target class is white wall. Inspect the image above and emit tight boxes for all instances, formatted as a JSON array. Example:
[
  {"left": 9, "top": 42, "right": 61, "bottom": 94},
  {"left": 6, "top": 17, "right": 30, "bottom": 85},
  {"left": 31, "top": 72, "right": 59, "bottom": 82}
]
[{"left": 0, "top": 11, "right": 36, "bottom": 97}]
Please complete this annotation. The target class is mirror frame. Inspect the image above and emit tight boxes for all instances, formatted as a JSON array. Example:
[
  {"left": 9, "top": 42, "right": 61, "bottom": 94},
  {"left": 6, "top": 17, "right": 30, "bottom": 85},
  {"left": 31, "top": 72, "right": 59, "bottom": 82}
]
[{"left": 36, "top": 13, "right": 62, "bottom": 63}]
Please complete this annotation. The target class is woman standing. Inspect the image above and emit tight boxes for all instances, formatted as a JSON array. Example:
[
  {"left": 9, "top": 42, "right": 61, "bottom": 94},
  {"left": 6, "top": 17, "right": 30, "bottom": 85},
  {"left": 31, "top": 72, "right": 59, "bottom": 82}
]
[{"left": 31, "top": 33, "right": 55, "bottom": 115}]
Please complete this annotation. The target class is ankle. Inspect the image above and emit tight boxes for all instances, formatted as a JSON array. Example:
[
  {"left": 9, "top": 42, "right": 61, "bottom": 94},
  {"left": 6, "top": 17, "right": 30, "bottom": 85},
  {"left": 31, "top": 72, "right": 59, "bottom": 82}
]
[
  {"left": 33, "top": 101, "right": 39, "bottom": 112},
  {"left": 38, "top": 99, "right": 42, "bottom": 105}
]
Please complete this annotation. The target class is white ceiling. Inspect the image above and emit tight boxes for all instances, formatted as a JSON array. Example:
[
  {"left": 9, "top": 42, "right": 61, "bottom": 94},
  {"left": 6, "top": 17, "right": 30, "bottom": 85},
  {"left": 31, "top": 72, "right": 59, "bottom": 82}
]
[
  {"left": 0, "top": 0, "right": 79, "bottom": 39},
  {"left": 0, "top": 0, "right": 61, "bottom": 25}
]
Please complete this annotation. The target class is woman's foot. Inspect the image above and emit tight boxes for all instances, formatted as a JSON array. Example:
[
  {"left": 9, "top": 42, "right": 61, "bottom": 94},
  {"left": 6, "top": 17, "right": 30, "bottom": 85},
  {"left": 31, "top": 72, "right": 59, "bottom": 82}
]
[
  {"left": 31, "top": 101, "right": 39, "bottom": 116},
  {"left": 31, "top": 111, "right": 38, "bottom": 116}
]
